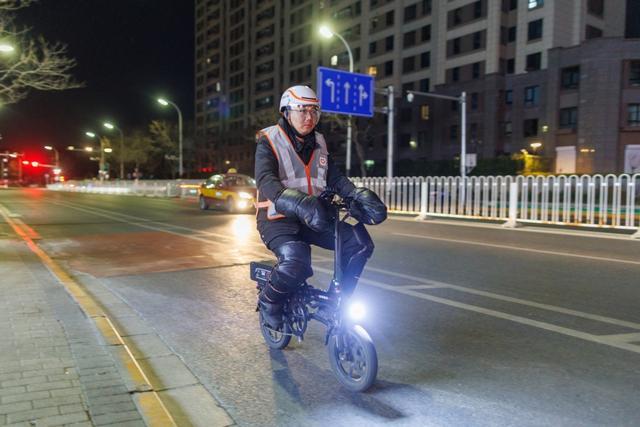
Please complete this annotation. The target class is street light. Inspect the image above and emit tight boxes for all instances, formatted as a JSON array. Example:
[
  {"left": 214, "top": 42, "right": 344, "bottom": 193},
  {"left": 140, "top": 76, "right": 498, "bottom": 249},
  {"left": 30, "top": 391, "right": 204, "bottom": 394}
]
[
  {"left": 103, "top": 122, "right": 124, "bottom": 179},
  {"left": 0, "top": 43, "right": 15, "bottom": 54},
  {"left": 44, "top": 145, "right": 59, "bottom": 167},
  {"left": 407, "top": 89, "right": 468, "bottom": 178},
  {"left": 157, "top": 97, "right": 184, "bottom": 178},
  {"left": 319, "top": 24, "right": 355, "bottom": 177},
  {"left": 86, "top": 131, "right": 108, "bottom": 180}
]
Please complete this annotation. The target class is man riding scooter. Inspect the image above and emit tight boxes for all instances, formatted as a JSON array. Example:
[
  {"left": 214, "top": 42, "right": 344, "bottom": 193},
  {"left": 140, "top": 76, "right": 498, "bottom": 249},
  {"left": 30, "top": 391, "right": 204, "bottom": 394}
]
[{"left": 254, "top": 85, "right": 387, "bottom": 329}]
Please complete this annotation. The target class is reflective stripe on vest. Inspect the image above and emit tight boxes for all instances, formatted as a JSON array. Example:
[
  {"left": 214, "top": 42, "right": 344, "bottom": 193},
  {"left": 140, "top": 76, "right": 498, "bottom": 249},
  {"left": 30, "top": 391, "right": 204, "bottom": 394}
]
[{"left": 257, "top": 124, "right": 329, "bottom": 220}]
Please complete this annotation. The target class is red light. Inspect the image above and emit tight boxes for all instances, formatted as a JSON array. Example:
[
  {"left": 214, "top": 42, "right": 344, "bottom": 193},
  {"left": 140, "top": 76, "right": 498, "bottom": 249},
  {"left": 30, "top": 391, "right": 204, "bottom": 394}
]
[
  {"left": 31, "top": 161, "right": 39, "bottom": 167},
  {"left": 22, "top": 160, "right": 29, "bottom": 165}
]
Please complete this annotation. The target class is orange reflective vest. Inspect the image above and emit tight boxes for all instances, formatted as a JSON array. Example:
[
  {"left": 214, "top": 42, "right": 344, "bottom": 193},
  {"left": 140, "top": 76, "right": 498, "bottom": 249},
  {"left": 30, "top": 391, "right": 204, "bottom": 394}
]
[{"left": 256, "top": 124, "right": 329, "bottom": 219}]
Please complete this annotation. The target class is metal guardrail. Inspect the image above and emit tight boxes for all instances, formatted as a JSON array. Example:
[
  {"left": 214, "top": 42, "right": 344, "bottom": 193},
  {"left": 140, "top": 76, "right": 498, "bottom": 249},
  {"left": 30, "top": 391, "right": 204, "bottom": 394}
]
[
  {"left": 352, "top": 174, "right": 640, "bottom": 236},
  {"left": 49, "top": 174, "right": 640, "bottom": 236}
]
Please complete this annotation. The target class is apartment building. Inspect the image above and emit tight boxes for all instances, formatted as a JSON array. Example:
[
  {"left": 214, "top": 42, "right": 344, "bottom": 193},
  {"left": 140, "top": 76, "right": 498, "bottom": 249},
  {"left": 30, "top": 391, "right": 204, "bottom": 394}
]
[{"left": 195, "top": 0, "right": 639, "bottom": 176}]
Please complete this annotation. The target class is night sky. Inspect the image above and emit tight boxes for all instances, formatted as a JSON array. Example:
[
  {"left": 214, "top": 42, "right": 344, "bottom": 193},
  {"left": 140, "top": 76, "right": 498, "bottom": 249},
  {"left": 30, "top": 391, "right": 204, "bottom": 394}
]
[{"left": 0, "top": 0, "right": 194, "bottom": 173}]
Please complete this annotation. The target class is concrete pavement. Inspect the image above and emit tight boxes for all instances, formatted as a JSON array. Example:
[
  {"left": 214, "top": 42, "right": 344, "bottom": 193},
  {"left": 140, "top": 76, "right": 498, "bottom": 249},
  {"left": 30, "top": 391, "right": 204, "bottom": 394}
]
[{"left": 0, "top": 236, "right": 147, "bottom": 426}]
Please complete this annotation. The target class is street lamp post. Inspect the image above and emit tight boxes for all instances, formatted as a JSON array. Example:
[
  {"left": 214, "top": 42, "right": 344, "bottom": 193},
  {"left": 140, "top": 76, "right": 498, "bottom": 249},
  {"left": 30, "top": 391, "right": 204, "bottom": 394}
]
[
  {"left": 319, "top": 25, "right": 354, "bottom": 177},
  {"left": 85, "top": 131, "right": 106, "bottom": 179},
  {"left": 157, "top": 98, "right": 184, "bottom": 178},
  {"left": 406, "top": 90, "right": 468, "bottom": 178},
  {"left": 103, "top": 122, "right": 124, "bottom": 179},
  {"left": 43, "top": 146, "right": 59, "bottom": 167}
]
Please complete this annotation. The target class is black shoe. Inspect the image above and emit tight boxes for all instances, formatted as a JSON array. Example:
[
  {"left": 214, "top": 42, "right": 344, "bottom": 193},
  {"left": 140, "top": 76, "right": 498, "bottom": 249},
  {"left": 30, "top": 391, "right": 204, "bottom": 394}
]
[{"left": 259, "top": 300, "right": 284, "bottom": 330}]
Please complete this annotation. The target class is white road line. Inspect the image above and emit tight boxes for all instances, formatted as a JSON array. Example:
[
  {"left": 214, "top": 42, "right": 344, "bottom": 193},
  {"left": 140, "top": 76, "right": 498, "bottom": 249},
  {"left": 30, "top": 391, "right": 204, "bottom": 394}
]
[
  {"left": 52, "top": 201, "right": 270, "bottom": 253},
  {"left": 312, "top": 265, "right": 640, "bottom": 355},
  {"left": 54, "top": 201, "right": 340, "bottom": 262},
  {"left": 389, "top": 216, "right": 640, "bottom": 241},
  {"left": 360, "top": 264, "right": 640, "bottom": 330},
  {"left": 598, "top": 333, "right": 640, "bottom": 342},
  {"left": 396, "top": 284, "right": 448, "bottom": 290},
  {"left": 394, "top": 232, "right": 640, "bottom": 266},
  {"left": 53, "top": 200, "right": 266, "bottom": 247},
  {"left": 51, "top": 200, "right": 338, "bottom": 264}
]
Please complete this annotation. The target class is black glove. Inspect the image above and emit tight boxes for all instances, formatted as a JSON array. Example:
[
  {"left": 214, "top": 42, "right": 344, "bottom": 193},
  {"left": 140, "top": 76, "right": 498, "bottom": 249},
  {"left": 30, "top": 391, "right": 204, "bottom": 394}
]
[
  {"left": 275, "top": 189, "right": 331, "bottom": 232},
  {"left": 348, "top": 188, "right": 387, "bottom": 225}
]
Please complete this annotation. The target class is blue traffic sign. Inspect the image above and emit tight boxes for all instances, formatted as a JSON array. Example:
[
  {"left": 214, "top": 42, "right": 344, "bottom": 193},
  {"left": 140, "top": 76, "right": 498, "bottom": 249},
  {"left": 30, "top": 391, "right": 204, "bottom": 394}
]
[{"left": 317, "top": 67, "right": 374, "bottom": 118}]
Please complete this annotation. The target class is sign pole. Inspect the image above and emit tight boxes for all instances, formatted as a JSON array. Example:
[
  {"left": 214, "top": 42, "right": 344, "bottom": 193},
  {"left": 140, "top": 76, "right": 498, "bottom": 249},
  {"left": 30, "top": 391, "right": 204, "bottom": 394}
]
[{"left": 386, "top": 85, "right": 394, "bottom": 202}]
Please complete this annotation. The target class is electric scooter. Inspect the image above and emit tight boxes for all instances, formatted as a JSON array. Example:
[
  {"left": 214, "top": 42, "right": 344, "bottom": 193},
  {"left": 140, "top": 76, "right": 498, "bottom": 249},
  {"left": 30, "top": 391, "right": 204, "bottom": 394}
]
[{"left": 250, "top": 191, "right": 378, "bottom": 392}]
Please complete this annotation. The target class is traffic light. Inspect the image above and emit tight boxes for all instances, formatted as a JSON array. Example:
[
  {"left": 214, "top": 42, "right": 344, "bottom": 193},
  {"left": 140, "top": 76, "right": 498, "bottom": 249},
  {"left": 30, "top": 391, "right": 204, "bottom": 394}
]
[{"left": 420, "top": 105, "right": 430, "bottom": 121}]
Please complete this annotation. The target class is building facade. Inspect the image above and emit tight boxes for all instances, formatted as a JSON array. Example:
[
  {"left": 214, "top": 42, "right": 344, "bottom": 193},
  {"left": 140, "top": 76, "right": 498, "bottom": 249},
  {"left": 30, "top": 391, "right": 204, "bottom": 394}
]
[{"left": 194, "top": 0, "right": 639, "bottom": 176}]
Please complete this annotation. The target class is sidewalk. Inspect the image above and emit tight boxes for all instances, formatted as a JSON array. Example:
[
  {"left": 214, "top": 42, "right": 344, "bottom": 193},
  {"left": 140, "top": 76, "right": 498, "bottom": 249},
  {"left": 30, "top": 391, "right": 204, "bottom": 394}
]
[{"left": 0, "top": 235, "right": 147, "bottom": 426}]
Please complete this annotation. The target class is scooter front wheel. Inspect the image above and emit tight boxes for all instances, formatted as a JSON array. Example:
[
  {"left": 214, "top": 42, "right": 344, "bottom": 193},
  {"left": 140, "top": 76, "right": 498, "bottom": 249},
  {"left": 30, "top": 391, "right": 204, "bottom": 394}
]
[
  {"left": 259, "top": 311, "right": 292, "bottom": 350},
  {"left": 328, "top": 325, "right": 378, "bottom": 392}
]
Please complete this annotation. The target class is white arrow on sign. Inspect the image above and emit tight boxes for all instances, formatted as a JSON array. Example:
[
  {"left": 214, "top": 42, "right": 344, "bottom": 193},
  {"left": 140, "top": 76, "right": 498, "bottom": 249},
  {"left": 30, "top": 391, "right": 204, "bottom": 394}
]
[
  {"left": 343, "top": 82, "right": 351, "bottom": 104},
  {"left": 358, "top": 84, "right": 369, "bottom": 107},
  {"left": 325, "top": 78, "right": 336, "bottom": 103}
]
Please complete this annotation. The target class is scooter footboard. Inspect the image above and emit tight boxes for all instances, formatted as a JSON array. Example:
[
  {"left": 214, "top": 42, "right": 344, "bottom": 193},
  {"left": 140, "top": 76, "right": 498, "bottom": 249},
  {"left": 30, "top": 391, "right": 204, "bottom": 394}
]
[{"left": 250, "top": 260, "right": 276, "bottom": 285}]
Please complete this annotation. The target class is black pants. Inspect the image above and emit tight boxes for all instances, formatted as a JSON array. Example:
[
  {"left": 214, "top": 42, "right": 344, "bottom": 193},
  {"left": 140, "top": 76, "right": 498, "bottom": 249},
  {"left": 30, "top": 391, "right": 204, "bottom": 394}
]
[{"left": 260, "top": 222, "right": 374, "bottom": 304}]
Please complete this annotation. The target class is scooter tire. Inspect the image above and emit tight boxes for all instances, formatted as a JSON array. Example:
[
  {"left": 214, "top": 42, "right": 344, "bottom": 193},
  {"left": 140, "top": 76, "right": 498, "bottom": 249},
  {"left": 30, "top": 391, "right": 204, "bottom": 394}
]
[
  {"left": 328, "top": 325, "right": 378, "bottom": 392},
  {"left": 259, "top": 311, "right": 291, "bottom": 350}
]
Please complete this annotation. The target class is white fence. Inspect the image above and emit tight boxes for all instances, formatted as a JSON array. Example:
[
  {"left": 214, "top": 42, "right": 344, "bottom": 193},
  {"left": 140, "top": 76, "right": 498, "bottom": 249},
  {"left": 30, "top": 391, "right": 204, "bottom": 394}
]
[
  {"left": 353, "top": 174, "right": 640, "bottom": 234},
  {"left": 47, "top": 180, "right": 202, "bottom": 198},
  {"left": 49, "top": 174, "right": 640, "bottom": 235}
]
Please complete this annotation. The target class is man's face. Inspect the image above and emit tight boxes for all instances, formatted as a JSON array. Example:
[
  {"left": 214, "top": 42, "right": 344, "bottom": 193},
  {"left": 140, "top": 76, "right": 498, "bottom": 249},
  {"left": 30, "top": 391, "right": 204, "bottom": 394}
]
[{"left": 287, "top": 105, "right": 321, "bottom": 136}]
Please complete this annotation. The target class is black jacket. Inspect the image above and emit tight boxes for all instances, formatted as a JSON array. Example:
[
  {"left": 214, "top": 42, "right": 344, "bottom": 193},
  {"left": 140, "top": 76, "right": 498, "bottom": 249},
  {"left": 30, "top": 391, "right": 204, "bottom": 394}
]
[{"left": 255, "top": 118, "right": 355, "bottom": 247}]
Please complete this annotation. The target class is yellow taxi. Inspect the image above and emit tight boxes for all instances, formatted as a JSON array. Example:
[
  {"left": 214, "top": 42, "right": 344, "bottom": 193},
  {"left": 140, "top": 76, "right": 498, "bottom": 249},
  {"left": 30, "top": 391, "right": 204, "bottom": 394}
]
[{"left": 199, "top": 171, "right": 257, "bottom": 213}]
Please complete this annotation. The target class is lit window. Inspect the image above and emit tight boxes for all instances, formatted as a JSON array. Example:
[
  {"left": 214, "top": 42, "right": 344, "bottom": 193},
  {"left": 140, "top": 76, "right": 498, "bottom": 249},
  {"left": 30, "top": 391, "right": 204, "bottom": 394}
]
[{"left": 528, "top": 0, "right": 543, "bottom": 10}]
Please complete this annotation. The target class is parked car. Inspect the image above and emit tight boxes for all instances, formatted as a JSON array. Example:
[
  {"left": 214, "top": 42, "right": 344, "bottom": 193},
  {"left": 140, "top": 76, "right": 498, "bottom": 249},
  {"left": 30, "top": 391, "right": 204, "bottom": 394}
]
[{"left": 198, "top": 172, "right": 257, "bottom": 213}]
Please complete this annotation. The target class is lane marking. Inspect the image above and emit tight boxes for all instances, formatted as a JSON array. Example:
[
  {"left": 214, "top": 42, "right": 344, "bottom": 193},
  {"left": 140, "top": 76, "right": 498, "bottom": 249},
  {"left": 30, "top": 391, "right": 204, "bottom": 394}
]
[
  {"left": 52, "top": 200, "right": 338, "bottom": 263},
  {"left": 52, "top": 201, "right": 265, "bottom": 249},
  {"left": 394, "top": 232, "right": 640, "bottom": 266},
  {"left": 396, "top": 284, "right": 448, "bottom": 290},
  {"left": 359, "top": 265, "right": 640, "bottom": 331},
  {"left": 13, "top": 218, "right": 41, "bottom": 240},
  {"left": 598, "top": 332, "right": 640, "bottom": 342},
  {"left": 53, "top": 200, "right": 266, "bottom": 248},
  {"left": 312, "top": 265, "right": 640, "bottom": 355},
  {"left": 389, "top": 216, "right": 640, "bottom": 241},
  {"left": 0, "top": 203, "right": 177, "bottom": 426}
]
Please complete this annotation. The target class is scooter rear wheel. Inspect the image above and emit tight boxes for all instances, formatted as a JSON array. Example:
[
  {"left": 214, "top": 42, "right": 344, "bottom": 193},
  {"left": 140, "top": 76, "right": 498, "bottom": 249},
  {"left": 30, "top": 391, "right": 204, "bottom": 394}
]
[
  {"left": 328, "top": 325, "right": 378, "bottom": 392},
  {"left": 259, "top": 311, "right": 291, "bottom": 350}
]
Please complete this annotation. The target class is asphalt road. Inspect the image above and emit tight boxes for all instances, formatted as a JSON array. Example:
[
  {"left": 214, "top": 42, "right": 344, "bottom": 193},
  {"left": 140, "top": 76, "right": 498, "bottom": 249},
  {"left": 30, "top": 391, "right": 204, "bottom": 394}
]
[{"left": 2, "top": 188, "right": 640, "bottom": 427}]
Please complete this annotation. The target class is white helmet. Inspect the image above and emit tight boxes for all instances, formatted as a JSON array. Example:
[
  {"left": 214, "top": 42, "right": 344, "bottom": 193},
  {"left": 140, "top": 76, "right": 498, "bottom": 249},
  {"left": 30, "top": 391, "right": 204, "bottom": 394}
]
[{"left": 279, "top": 85, "right": 319, "bottom": 113}]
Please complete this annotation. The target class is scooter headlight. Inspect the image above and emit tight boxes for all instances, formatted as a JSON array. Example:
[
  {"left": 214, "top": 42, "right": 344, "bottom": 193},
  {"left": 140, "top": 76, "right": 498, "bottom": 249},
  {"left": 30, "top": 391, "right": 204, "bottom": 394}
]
[{"left": 347, "top": 301, "right": 366, "bottom": 321}]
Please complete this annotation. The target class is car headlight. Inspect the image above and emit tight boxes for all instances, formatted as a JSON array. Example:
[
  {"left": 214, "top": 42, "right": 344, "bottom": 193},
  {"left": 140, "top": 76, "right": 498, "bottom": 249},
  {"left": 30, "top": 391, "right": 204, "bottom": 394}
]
[{"left": 238, "top": 191, "right": 253, "bottom": 199}]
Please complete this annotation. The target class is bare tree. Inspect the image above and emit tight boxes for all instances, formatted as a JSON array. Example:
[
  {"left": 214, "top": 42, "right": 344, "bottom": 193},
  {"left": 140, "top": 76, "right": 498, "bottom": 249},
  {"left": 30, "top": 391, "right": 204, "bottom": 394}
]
[
  {"left": 0, "top": 1, "right": 37, "bottom": 12},
  {"left": 0, "top": 0, "right": 81, "bottom": 105},
  {"left": 148, "top": 120, "right": 179, "bottom": 178}
]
